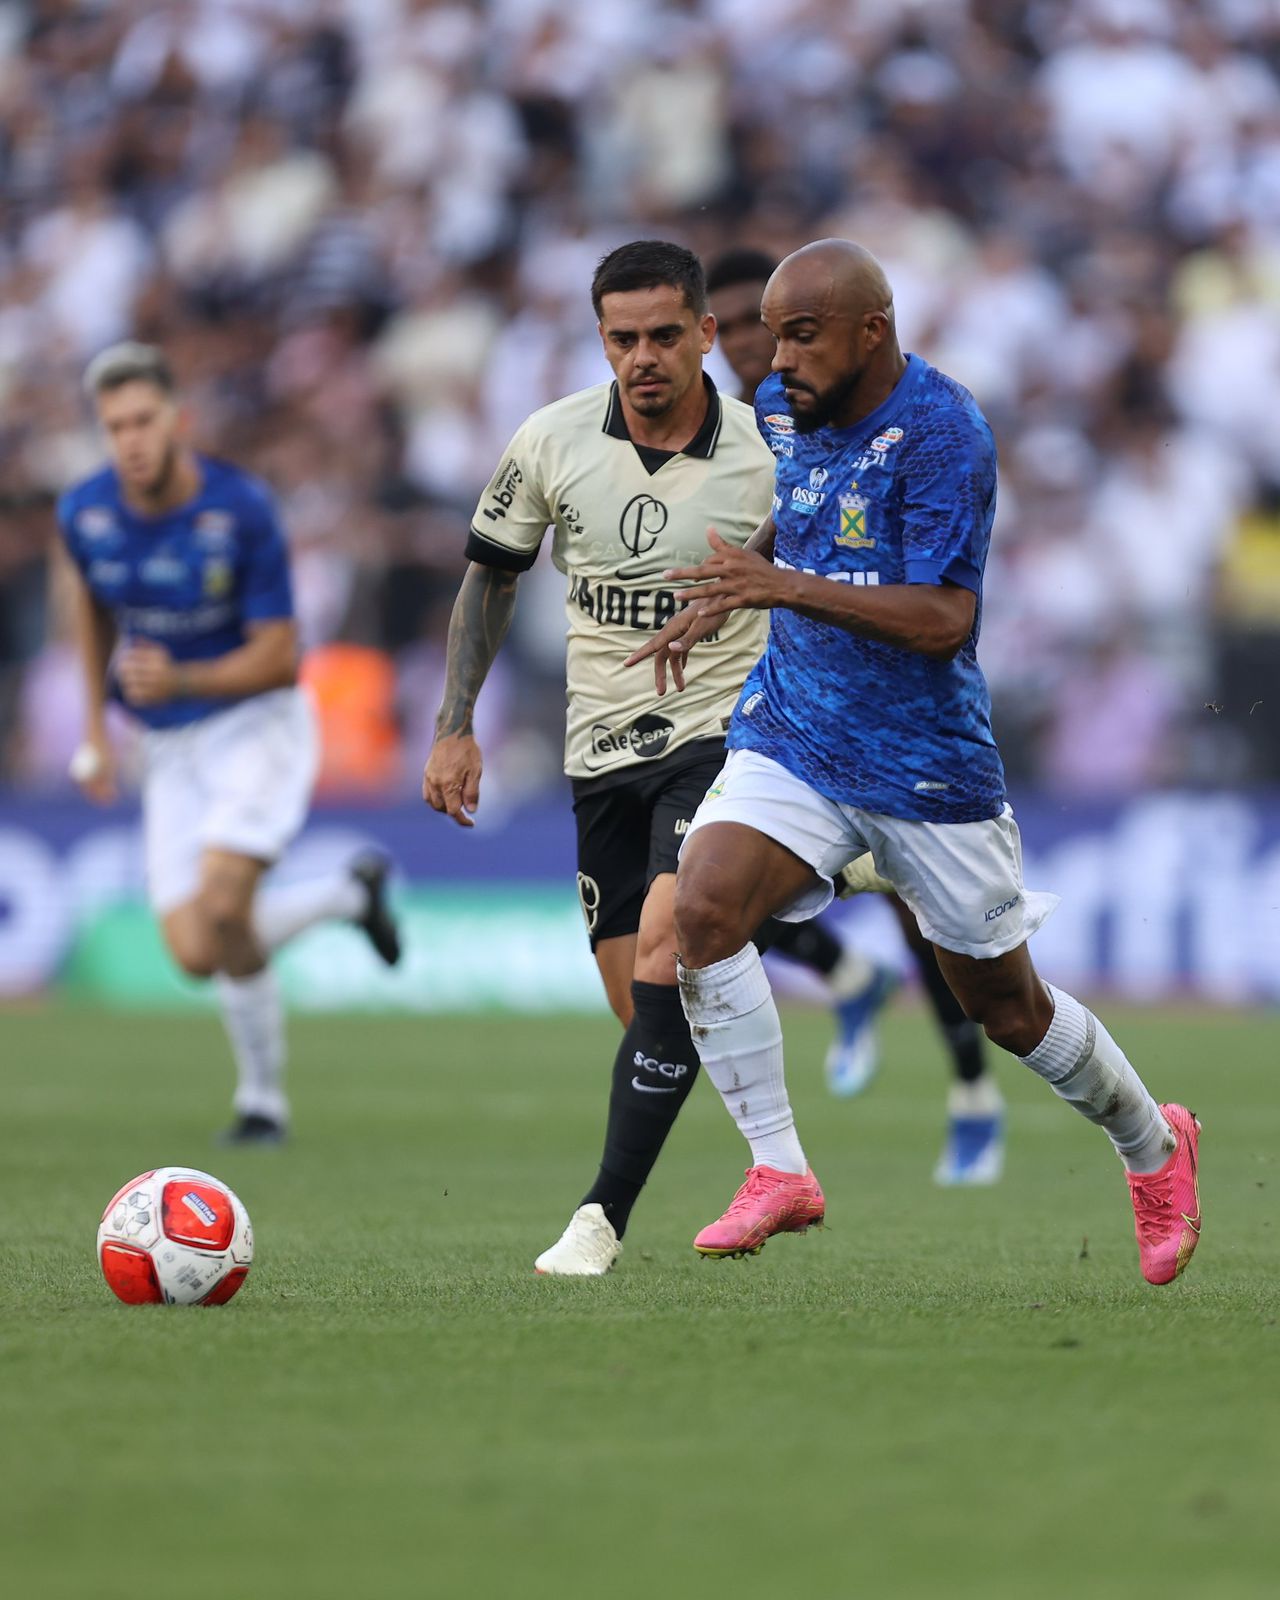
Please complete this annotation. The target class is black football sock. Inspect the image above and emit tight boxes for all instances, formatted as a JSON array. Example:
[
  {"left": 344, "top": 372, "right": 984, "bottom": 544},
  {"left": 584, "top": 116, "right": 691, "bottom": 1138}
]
[
  {"left": 581, "top": 981, "right": 700, "bottom": 1238},
  {"left": 916, "top": 941, "right": 987, "bottom": 1084},
  {"left": 762, "top": 916, "right": 843, "bottom": 977}
]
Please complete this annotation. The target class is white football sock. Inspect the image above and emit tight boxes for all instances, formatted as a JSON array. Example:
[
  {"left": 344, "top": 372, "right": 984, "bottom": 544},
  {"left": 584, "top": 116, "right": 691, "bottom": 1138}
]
[
  {"left": 677, "top": 944, "right": 807, "bottom": 1175},
  {"left": 825, "top": 945, "right": 877, "bottom": 1003},
  {"left": 1018, "top": 985, "right": 1173, "bottom": 1173},
  {"left": 947, "top": 1075, "right": 1004, "bottom": 1119},
  {"left": 217, "top": 967, "right": 288, "bottom": 1123},
  {"left": 253, "top": 872, "right": 364, "bottom": 953}
]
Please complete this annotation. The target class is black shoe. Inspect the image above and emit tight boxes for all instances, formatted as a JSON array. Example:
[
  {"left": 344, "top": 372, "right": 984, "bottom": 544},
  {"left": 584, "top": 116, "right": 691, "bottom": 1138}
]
[
  {"left": 350, "top": 851, "right": 402, "bottom": 966},
  {"left": 217, "top": 1113, "right": 287, "bottom": 1146}
]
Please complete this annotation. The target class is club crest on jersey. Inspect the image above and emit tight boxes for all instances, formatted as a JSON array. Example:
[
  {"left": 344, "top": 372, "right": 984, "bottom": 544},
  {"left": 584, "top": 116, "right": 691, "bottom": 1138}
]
[
  {"left": 194, "top": 510, "right": 235, "bottom": 547},
  {"left": 203, "top": 557, "right": 233, "bottom": 598},
  {"left": 836, "top": 492, "right": 875, "bottom": 549}
]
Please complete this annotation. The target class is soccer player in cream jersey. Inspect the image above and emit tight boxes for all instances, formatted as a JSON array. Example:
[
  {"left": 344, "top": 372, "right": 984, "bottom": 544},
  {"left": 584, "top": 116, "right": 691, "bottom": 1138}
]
[
  {"left": 60, "top": 343, "right": 401, "bottom": 1143},
  {"left": 632, "top": 240, "right": 1202, "bottom": 1286},
  {"left": 427, "top": 240, "right": 869, "bottom": 1276}
]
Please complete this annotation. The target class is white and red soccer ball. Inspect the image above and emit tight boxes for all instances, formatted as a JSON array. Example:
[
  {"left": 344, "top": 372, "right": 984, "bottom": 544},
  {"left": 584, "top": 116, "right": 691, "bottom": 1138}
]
[{"left": 97, "top": 1167, "right": 253, "bottom": 1306}]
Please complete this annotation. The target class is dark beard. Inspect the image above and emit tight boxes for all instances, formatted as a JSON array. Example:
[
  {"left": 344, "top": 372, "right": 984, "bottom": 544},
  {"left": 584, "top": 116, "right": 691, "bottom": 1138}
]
[
  {"left": 142, "top": 441, "right": 181, "bottom": 499},
  {"left": 792, "top": 365, "right": 865, "bottom": 434}
]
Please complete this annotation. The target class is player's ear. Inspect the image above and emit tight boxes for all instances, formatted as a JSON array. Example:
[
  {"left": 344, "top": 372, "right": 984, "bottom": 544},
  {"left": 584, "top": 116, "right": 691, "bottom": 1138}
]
[
  {"left": 699, "top": 312, "right": 716, "bottom": 354},
  {"left": 173, "top": 402, "right": 194, "bottom": 441},
  {"left": 864, "top": 311, "right": 889, "bottom": 352}
]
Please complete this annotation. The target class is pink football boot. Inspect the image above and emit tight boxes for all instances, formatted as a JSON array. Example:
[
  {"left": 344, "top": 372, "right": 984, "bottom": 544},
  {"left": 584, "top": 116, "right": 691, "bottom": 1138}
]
[
  {"left": 1127, "top": 1103, "right": 1202, "bottom": 1285},
  {"left": 693, "top": 1165, "right": 826, "bottom": 1258}
]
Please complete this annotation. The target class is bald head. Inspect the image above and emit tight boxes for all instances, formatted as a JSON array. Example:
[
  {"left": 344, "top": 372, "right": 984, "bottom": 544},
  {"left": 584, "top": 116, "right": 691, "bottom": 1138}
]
[
  {"left": 762, "top": 238, "right": 903, "bottom": 432},
  {"left": 766, "top": 239, "right": 893, "bottom": 327}
]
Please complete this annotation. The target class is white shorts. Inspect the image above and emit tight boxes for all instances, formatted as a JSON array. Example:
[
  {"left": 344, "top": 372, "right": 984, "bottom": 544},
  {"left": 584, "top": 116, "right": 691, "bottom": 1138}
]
[
  {"left": 141, "top": 687, "right": 319, "bottom": 914},
  {"left": 683, "top": 748, "right": 1058, "bottom": 960}
]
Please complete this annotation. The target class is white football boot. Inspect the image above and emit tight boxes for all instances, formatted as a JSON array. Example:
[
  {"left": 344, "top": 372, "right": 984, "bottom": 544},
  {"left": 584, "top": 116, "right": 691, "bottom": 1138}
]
[{"left": 534, "top": 1203, "right": 622, "bottom": 1276}]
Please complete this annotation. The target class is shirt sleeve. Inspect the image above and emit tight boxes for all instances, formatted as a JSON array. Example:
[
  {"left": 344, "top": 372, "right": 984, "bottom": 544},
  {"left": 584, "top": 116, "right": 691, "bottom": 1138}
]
[
  {"left": 239, "top": 484, "right": 295, "bottom": 622},
  {"left": 465, "top": 421, "right": 553, "bottom": 572},
  {"left": 899, "top": 411, "right": 995, "bottom": 593}
]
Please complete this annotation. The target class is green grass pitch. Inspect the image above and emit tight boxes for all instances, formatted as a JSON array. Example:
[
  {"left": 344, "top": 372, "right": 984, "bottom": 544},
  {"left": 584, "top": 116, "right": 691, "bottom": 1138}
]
[{"left": 2, "top": 1002, "right": 1277, "bottom": 1599}]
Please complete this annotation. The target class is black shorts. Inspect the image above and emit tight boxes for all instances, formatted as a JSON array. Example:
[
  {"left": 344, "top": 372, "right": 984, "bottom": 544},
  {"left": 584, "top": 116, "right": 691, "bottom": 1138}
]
[{"left": 571, "top": 739, "right": 726, "bottom": 950}]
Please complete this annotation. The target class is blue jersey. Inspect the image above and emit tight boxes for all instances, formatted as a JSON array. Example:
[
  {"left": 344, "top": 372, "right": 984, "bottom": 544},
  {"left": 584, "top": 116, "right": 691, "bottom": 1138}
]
[
  {"left": 58, "top": 455, "right": 295, "bottom": 730},
  {"left": 731, "top": 357, "right": 1006, "bottom": 822}
]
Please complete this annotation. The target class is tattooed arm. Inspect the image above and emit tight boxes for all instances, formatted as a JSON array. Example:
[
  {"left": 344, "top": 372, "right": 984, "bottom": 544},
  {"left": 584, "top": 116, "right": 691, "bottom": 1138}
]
[{"left": 422, "top": 562, "right": 520, "bottom": 827}]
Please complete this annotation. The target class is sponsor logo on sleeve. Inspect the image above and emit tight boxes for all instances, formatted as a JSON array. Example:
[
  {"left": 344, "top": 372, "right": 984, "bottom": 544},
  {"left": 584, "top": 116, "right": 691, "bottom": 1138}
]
[{"left": 482, "top": 457, "right": 523, "bottom": 522}]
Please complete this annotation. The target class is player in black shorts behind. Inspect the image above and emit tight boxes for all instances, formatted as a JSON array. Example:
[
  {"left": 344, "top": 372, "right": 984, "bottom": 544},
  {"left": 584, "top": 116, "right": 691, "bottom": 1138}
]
[{"left": 426, "top": 241, "right": 890, "bottom": 1274}]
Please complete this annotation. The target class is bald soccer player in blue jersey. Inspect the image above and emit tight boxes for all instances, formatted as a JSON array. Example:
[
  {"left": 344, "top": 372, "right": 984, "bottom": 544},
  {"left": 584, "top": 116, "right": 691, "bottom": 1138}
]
[
  {"left": 707, "top": 245, "right": 1003, "bottom": 1183},
  {"left": 60, "top": 343, "right": 400, "bottom": 1143},
  {"left": 630, "top": 241, "right": 1202, "bottom": 1286}
]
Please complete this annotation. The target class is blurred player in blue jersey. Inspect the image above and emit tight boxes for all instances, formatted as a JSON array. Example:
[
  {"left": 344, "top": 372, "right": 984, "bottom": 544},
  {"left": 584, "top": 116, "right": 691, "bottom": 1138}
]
[
  {"left": 707, "top": 247, "right": 1002, "bottom": 1182},
  {"left": 631, "top": 242, "right": 1202, "bottom": 1285},
  {"left": 59, "top": 343, "right": 401, "bottom": 1143}
]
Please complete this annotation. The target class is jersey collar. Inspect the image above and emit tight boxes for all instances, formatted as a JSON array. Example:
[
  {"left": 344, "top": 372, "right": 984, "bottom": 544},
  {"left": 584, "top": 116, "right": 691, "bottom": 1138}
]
[{"left": 602, "top": 373, "right": 723, "bottom": 473}]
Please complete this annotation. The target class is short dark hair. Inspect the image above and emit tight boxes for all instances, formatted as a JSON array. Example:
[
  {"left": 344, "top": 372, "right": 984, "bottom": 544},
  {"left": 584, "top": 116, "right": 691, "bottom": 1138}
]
[
  {"left": 83, "top": 342, "right": 176, "bottom": 399},
  {"left": 591, "top": 240, "right": 706, "bottom": 319},
  {"left": 705, "top": 247, "right": 778, "bottom": 296}
]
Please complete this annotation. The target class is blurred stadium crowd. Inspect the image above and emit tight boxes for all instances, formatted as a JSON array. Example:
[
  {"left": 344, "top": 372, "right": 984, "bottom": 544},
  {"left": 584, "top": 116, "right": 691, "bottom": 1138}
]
[{"left": 1, "top": 0, "right": 1279, "bottom": 800}]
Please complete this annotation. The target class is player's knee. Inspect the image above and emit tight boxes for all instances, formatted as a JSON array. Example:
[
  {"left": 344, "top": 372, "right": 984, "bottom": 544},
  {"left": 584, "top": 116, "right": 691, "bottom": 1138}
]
[
  {"left": 165, "top": 930, "right": 218, "bottom": 980},
  {"left": 976, "top": 991, "right": 1046, "bottom": 1057},
  {"left": 197, "top": 888, "right": 254, "bottom": 958},
  {"left": 674, "top": 875, "right": 744, "bottom": 967}
]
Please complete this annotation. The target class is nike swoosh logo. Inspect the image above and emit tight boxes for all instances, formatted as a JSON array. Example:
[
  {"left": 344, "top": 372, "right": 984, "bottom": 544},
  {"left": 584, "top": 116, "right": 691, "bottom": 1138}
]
[
  {"left": 1181, "top": 1212, "right": 1201, "bottom": 1233},
  {"left": 632, "top": 1078, "right": 677, "bottom": 1094}
]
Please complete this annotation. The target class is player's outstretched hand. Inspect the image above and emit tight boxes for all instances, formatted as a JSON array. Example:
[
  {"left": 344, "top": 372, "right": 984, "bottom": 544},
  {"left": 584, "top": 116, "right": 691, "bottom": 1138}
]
[
  {"left": 69, "top": 731, "right": 118, "bottom": 805},
  {"left": 423, "top": 733, "right": 483, "bottom": 828},
  {"left": 117, "top": 640, "right": 181, "bottom": 706},
  {"left": 625, "top": 527, "right": 785, "bottom": 695},
  {"left": 624, "top": 603, "right": 720, "bottom": 695}
]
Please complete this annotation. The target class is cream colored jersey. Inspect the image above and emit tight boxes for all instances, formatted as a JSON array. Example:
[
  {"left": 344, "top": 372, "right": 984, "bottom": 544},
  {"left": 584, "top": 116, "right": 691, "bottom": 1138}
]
[{"left": 467, "top": 378, "right": 775, "bottom": 780}]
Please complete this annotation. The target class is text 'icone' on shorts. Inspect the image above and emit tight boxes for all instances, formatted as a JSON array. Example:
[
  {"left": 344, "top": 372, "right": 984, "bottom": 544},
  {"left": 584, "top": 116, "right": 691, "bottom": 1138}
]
[
  {"left": 141, "top": 686, "right": 319, "bottom": 915},
  {"left": 682, "top": 747, "right": 1059, "bottom": 960},
  {"left": 571, "top": 738, "right": 726, "bottom": 950}
]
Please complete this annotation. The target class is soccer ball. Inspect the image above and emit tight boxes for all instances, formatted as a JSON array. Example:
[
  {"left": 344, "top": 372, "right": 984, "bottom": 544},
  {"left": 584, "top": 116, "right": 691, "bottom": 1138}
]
[{"left": 97, "top": 1167, "right": 253, "bottom": 1306}]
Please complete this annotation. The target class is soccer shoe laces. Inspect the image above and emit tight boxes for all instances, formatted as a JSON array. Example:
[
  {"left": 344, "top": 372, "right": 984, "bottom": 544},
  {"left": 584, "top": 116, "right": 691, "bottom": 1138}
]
[
  {"left": 723, "top": 1167, "right": 781, "bottom": 1217},
  {"left": 1128, "top": 1161, "right": 1176, "bottom": 1247}
]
